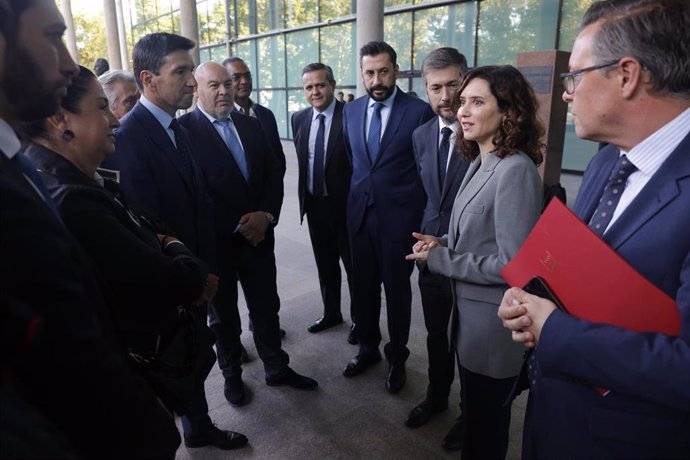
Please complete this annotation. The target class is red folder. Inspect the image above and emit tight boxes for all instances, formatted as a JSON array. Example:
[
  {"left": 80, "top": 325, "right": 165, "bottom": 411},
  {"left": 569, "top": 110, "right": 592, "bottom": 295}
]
[{"left": 500, "top": 199, "right": 680, "bottom": 336}]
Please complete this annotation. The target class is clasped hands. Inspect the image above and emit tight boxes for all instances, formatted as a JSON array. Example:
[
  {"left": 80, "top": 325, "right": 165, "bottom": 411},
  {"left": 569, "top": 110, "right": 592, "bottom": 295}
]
[
  {"left": 405, "top": 232, "right": 441, "bottom": 262},
  {"left": 239, "top": 211, "right": 269, "bottom": 246},
  {"left": 498, "top": 287, "right": 559, "bottom": 348}
]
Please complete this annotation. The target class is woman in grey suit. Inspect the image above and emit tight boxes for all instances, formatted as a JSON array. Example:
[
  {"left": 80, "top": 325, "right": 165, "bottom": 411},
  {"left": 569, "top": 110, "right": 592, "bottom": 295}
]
[{"left": 407, "top": 65, "right": 544, "bottom": 459}]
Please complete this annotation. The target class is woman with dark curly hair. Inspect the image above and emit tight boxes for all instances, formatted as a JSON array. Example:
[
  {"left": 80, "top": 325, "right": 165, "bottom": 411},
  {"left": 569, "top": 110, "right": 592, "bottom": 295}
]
[{"left": 407, "top": 65, "right": 544, "bottom": 459}]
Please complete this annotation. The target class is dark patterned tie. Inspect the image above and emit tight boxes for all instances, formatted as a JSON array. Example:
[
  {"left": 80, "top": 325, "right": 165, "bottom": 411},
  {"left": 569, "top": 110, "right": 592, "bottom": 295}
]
[
  {"left": 438, "top": 127, "right": 452, "bottom": 188},
  {"left": 366, "top": 102, "right": 384, "bottom": 162},
  {"left": 588, "top": 154, "right": 637, "bottom": 236},
  {"left": 168, "top": 118, "right": 196, "bottom": 185},
  {"left": 312, "top": 113, "right": 326, "bottom": 197}
]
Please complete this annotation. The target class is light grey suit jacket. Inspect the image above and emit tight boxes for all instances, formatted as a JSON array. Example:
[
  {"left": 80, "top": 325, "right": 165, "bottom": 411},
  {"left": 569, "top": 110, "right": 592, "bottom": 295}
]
[{"left": 427, "top": 151, "right": 542, "bottom": 378}]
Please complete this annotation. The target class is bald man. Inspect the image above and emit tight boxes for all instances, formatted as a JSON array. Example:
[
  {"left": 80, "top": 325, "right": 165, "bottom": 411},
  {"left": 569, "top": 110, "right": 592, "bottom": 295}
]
[{"left": 179, "top": 62, "right": 317, "bottom": 408}]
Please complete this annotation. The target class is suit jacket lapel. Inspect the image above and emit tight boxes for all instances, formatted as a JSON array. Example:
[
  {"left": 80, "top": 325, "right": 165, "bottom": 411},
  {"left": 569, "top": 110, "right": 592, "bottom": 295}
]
[
  {"left": 218, "top": 111, "right": 251, "bottom": 186},
  {"left": 423, "top": 122, "right": 443, "bottom": 205},
  {"left": 357, "top": 98, "right": 373, "bottom": 168},
  {"left": 325, "top": 102, "right": 343, "bottom": 170},
  {"left": 376, "top": 89, "right": 407, "bottom": 165},
  {"left": 574, "top": 147, "right": 619, "bottom": 222}
]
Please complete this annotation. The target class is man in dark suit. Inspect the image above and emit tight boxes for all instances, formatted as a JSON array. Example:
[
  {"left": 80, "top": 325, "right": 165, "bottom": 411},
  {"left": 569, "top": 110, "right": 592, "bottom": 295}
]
[
  {"left": 407, "top": 48, "right": 469, "bottom": 449},
  {"left": 179, "top": 61, "right": 318, "bottom": 407},
  {"left": 291, "top": 63, "right": 355, "bottom": 340},
  {"left": 0, "top": 1, "right": 180, "bottom": 458},
  {"left": 342, "top": 41, "right": 435, "bottom": 393},
  {"left": 101, "top": 33, "right": 246, "bottom": 450},
  {"left": 223, "top": 56, "right": 286, "bottom": 179},
  {"left": 499, "top": 0, "right": 690, "bottom": 458}
]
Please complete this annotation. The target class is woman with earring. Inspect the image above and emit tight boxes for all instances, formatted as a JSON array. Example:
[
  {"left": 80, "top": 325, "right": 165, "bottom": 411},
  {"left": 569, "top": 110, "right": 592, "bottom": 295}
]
[
  {"left": 407, "top": 65, "right": 544, "bottom": 459},
  {"left": 20, "top": 66, "right": 248, "bottom": 450}
]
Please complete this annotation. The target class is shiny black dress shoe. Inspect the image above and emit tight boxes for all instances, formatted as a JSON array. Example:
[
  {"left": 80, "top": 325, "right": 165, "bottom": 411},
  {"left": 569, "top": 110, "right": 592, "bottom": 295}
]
[
  {"left": 405, "top": 398, "right": 448, "bottom": 428},
  {"left": 343, "top": 352, "right": 381, "bottom": 377},
  {"left": 308, "top": 315, "right": 343, "bottom": 333},
  {"left": 385, "top": 364, "right": 406, "bottom": 394},
  {"left": 224, "top": 375, "right": 246, "bottom": 406},
  {"left": 184, "top": 426, "right": 248, "bottom": 450},
  {"left": 266, "top": 367, "right": 318, "bottom": 389},
  {"left": 347, "top": 324, "right": 358, "bottom": 345},
  {"left": 442, "top": 417, "right": 464, "bottom": 451}
]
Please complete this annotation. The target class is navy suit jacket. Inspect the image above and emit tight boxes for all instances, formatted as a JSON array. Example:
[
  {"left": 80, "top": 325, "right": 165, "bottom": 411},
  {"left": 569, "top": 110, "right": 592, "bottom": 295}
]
[
  {"left": 525, "top": 135, "right": 690, "bottom": 458},
  {"left": 103, "top": 101, "right": 215, "bottom": 267},
  {"left": 412, "top": 117, "right": 470, "bottom": 237},
  {"left": 178, "top": 108, "right": 283, "bottom": 242},
  {"left": 343, "top": 88, "right": 435, "bottom": 238},
  {"left": 247, "top": 102, "right": 286, "bottom": 179},
  {"left": 291, "top": 100, "right": 351, "bottom": 223}
]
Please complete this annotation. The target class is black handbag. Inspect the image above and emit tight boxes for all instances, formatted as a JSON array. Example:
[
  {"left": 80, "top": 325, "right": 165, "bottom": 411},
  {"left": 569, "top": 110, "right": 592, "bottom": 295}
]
[{"left": 129, "top": 307, "right": 216, "bottom": 415}]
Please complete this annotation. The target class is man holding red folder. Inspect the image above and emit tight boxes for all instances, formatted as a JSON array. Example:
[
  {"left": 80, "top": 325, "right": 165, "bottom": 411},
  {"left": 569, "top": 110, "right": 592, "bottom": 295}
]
[{"left": 498, "top": 0, "right": 690, "bottom": 458}]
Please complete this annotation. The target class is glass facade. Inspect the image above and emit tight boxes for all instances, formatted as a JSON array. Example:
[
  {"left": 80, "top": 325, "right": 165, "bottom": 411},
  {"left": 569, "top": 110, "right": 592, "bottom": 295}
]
[{"left": 126, "top": 0, "right": 598, "bottom": 172}]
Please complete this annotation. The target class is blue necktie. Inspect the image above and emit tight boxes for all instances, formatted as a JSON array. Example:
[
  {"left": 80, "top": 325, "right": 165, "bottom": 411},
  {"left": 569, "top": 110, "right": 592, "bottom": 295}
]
[
  {"left": 13, "top": 151, "right": 64, "bottom": 225},
  {"left": 438, "top": 127, "right": 452, "bottom": 188},
  {"left": 312, "top": 113, "right": 326, "bottom": 197},
  {"left": 366, "top": 102, "right": 384, "bottom": 162},
  {"left": 168, "top": 118, "right": 196, "bottom": 185},
  {"left": 215, "top": 119, "right": 249, "bottom": 182},
  {"left": 588, "top": 154, "right": 637, "bottom": 236}
]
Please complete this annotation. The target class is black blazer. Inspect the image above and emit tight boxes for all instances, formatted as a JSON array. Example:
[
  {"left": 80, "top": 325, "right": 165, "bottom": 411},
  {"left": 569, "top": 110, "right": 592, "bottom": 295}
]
[
  {"left": 413, "top": 117, "right": 470, "bottom": 236},
  {"left": 253, "top": 102, "right": 287, "bottom": 178},
  {"left": 291, "top": 100, "right": 351, "bottom": 222},
  {"left": 178, "top": 108, "right": 284, "bottom": 241},
  {"left": 0, "top": 147, "right": 180, "bottom": 458},
  {"left": 25, "top": 144, "right": 206, "bottom": 354}
]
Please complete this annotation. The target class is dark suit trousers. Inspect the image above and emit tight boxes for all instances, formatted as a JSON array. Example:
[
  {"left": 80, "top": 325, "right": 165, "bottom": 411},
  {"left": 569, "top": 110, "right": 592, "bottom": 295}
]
[
  {"left": 305, "top": 193, "right": 354, "bottom": 322},
  {"left": 350, "top": 207, "right": 414, "bottom": 364},
  {"left": 209, "top": 230, "right": 289, "bottom": 379},
  {"left": 459, "top": 364, "right": 517, "bottom": 460},
  {"left": 418, "top": 268, "right": 455, "bottom": 403},
  {"left": 180, "top": 307, "right": 213, "bottom": 436}
]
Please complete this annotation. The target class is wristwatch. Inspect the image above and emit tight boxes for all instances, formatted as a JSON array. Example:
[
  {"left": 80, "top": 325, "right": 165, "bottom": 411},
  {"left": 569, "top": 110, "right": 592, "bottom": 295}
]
[{"left": 264, "top": 212, "right": 276, "bottom": 224}]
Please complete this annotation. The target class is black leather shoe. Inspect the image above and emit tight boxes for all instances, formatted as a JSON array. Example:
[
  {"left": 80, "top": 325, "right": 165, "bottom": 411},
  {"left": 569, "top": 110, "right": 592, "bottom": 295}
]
[
  {"left": 343, "top": 352, "right": 381, "bottom": 377},
  {"left": 385, "top": 364, "right": 406, "bottom": 394},
  {"left": 442, "top": 417, "right": 464, "bottom": 451},
  {"left": 347, "top": 324, "right": 358, "bottom": 345},
  {"left": 308, "top": 316, "right": 343, "bottom": 333},
  {"left": 224, "top": 375, "right": 246, "bottom": 406},
  {"left": 240, "top": 344, "right": 250, "bottom": 363},
  {"left": 266, "top": 368, "right": 318, "bottom": 389},
  {"left": 184, "top": 426, "right": 248, "bottom": 450},
  {"left": 405, "top": 399, "right": 448, "bottom": 428}
]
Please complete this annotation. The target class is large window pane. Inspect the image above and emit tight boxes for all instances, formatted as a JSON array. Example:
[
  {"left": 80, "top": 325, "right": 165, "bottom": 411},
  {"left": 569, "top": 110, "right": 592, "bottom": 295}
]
[
  {"left": 257, "top": 0, "right": 284, "bottom": 33},
  {"left": 209, "top": 44, "right": 228, "bottom": 62},
  {"left": 257, "top": 35, "right": 286, "bottom": 88},
  {"left": 286, "top": 0, "right": 318, "bottom": 28},
  {"left": 413, "top": 3, "right": 476, "bottom": 70},
  {"left": 562, "top": 109, "right": 598, "bottom": 171},
  {"left": 477, "top": 0, "right": 560, "bottom": 66},
  {"left": 558, "top": 0, "right": 595, "bottom": 51},
  {"left": 320, "top": 0, "right": 353, "bottom": 21},
  {"left": 287, "top": 89, "right": 310, "bottom": 137},
  {"left": 320, "top": 23, "right": 356, "bottom": 87},
  {"left": 286, "top": 29, "right": 319, "bottom": 88},
  {"left": 198, "top": 0, "right": 227, "bottom": 46},
  {"left": 235, "top": 0, "right": 255, "bottom": 37},
  {"left": 233, "top": 40, "right": 258, "bottom": 80},
  {"left": 385, "top": 0, "right": 412, "bottom": 8},
  {"left": 384, "top": 12, "right": 412, "bottom": 71},
  {"left": 258, "top": 90, "right": 288, "bottom": 138}
]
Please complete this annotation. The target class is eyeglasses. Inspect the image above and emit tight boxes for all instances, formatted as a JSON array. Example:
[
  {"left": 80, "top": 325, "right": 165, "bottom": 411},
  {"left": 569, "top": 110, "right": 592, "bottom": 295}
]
[{"left": 559, "top": 60, "right": 619, "bottom": 94}]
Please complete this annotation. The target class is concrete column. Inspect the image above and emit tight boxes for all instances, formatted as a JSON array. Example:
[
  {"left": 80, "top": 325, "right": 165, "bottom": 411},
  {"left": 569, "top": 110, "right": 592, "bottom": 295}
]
[
  {"left": 355, "top": 0, "right": 383, "bottom": 97},
  {"left": 180, "top": 0, "right": 200, "bottom": 64},
  {"left": 103, "top": 0, "right": 122, "bottom": 69},
  {"left": 116, "top": 0, "right": 129, "bottom": 71},
  {"left": 59, "top": 0, "right": 80, "bottom": 65}
]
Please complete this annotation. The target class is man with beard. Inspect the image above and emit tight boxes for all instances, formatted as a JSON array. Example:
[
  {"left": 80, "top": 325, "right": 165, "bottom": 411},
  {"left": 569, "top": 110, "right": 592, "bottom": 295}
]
[
  {"left": 407, "top": 47, "right": 469, "bottom": 450},
  {"left": 342, "top": 41, "right": 434, "bottom": 393},
  {"left": 101, "top": 33, "right": 245, "bottom": 451},
  {"left": 0, "top": 0, "right": 180, "bottom": 457}
]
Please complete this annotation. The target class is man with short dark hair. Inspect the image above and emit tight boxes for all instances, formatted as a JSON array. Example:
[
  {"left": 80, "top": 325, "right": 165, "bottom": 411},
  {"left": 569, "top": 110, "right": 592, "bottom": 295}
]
[
  {"left": 342, "top": 41, "right": 435, "bottom": 393},
  {"left": 291, "top": 62, "right": 355, "bottom": 339},
  {"left": 98, "top": 69, "right": 140, "bottom": 119},
  {"left": 223, "top": 56, "right": 286, "bottom": 179},
  {"left": 0, "top": 1, "right": 180, "bottom": 458},
  {"left": 179, "top": 61, "right": 318, "bottom": 408},
  {"left": 499, "top": 0, "right": 690, "bottom": 457},
  {"left": 93, "top": 57, "right": 109, "bottom": 76},
  {"left": 406, "top": 47, "right": 469, "bottom": 450},
  {"left": 102, "top": 33, "right": 247, "bottom": 451}
]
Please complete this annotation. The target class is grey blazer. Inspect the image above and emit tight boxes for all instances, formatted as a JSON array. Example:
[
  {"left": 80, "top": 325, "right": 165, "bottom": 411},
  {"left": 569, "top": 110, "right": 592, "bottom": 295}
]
[{"left": 427, "top": 151, "right": 542, "bottom": 379}]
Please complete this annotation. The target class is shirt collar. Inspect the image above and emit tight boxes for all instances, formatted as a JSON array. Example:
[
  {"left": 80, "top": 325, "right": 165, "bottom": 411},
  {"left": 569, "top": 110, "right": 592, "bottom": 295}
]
[
  {"left": 234, "top": 98, "right": 255, "bottom": 116},
  {"left": 198, "top": 106, "right": 233, "bottom": 125},
  {"left": 368, "top": 86, "right": 398, "bottom": 110},
  {"left": 0, "top": 118, "right": 21, "bottom": 159},
  {"left": 438, "top": 117, "right": 459, "bottom": 136},
  {"left": 139, "top": 94, "right": 174, "bottom": 131},
  {"left": 311, "top": 98, "right": 337, "bottom": 121}
]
